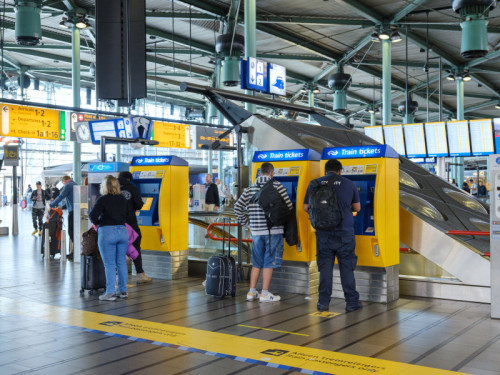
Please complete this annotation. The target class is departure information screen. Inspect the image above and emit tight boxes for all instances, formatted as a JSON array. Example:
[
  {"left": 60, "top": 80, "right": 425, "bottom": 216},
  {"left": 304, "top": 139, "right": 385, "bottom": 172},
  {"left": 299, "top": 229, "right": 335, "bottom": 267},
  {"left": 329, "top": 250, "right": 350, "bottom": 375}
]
[
  {"left": 447, "top": 120, "right": 471, "bottom": 156},
  {"left": 364, "top": 126, "right": 384, "bottom": 144},
  {"left": 469, "top": 119, "right": 494, "bottom": 156},
  {"left": 403, "top": 123, "right": 427, "bottom": 158},
  {"left": 425, "top": 122, "right": 448, "bottom": 157},
  {"left": 383, "top": 125, "right": 405, "bottom": 155},
  {"left": 494, "top": 118, "right": 500, "bottom": 153}
]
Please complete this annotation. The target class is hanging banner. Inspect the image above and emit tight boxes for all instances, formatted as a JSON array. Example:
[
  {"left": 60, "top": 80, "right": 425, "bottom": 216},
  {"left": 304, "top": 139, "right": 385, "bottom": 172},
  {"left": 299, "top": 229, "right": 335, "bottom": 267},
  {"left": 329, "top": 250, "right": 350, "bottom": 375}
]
[{"left": 0, "top": 103, "right": 65, "bottom": 141}]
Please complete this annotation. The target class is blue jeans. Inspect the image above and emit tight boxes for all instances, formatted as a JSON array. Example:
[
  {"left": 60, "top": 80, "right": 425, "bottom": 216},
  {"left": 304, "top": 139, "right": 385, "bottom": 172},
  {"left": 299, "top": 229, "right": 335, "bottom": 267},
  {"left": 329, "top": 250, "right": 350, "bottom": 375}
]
[
  {"left": 315, "top": 231, "right": 359, "bottom": 307},
  {"left": 98, "top": 225, "right": 128, "bottom": 294},
  {"left": 252, "top": 234, "right": 284, "bottom": 268}
]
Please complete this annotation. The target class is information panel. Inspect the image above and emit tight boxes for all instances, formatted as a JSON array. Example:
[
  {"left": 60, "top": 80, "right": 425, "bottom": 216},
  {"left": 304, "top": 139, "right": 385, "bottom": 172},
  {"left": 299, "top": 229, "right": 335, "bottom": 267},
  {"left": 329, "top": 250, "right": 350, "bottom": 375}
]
[
  {"left": 424, "top": 122, "right": 448, "bottom": 157},
  {"left": 494, "top": 118, "right": 500, "bottom": 154},
  {"left": 268, "top": 63, "right": 286, "bottom": 96},
  {"left": 469, "top": 119, "right": 494, "bottom": 156},
  {"left": 195, "top": 126, "right": 233, "bottom": 150},
  {"left": 447, "top": 120, "right": 471, "bottom": 157},
  {"left": 241, "top": 57, "right": 268, "bottom": 92},
  {"left": 383, "top": 125, "right": 405, "bottom": 155},
  {"left": 153, "top": 121, "right": 190, "bottom": 149},
  {"left": 364, "top": 126, "right": 384, "bottom": 144},
  {"left": 403, "top": 123, "right": 427, "bottom": 158},
  {"left": 70, "top": 112, "right": 110, "bottom": 141},
  {"left": 0, "top": 103, "right": 64, "bottom": 141}
]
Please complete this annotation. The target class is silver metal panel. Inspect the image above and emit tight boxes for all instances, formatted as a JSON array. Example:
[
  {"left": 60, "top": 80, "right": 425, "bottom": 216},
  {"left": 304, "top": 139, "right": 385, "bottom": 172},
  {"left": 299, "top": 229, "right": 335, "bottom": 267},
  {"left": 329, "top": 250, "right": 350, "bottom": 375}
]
[
  {"left": 257, "top": 261, "right": 319, "bottom": 295},
  {"left": 490, "top": 154, "right": 500, "bottom": 318},
  {"left": 400, "top": 277, "right": 491, "bottom": 303},
  {"left": 140, "top": 250, "right": 189, "bottom": 280},
  {"left": 73, "top": 185, "right": 88, "bottom": 264},
  {"left": 400, "top": 208, "right": 490, "bottom": 286}
]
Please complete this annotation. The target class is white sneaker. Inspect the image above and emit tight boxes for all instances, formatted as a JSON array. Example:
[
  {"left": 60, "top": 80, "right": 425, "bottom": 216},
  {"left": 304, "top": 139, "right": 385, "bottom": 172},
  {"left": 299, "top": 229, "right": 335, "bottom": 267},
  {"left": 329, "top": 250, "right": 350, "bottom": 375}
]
[
  {"left": 99, "top": 293, "right": 117, "bottom": 301},
  {"left": 246, "top": 291, "right": 260, "bottom": 301},
  {"left": 259, "top": 292, "right": 281, "bottom": 303}
]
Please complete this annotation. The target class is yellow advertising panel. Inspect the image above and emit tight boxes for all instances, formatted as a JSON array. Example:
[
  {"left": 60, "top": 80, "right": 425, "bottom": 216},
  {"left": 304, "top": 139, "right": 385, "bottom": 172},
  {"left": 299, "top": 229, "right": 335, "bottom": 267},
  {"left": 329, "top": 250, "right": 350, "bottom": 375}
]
[
  {"left": 153, "top": 121, "right": 190, "bottom": 149},
  {"left": 0, "top": 103, "right": 64, "bottom": 140}
]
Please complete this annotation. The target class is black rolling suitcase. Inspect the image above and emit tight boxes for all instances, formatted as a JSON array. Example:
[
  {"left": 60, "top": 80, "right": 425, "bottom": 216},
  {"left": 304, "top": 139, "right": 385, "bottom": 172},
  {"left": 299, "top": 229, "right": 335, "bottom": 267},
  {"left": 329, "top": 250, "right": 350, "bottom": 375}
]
[
  {"left": 40, "top": 208, "right": 63, "bottom": 257},
  {"left": 205, "top": 218, "right": 236, "bottom": 298},
  {"left": 80, "top": 255, "right": 106, "bottom": 296}
]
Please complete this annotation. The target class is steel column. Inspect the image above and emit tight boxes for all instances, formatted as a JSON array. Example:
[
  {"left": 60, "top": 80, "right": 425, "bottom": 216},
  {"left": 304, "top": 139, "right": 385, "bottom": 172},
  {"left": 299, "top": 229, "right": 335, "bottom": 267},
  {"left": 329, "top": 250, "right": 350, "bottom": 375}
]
[
  {"left": 114, "top": 101, "right": 121, "bottom": 161},
  {"left": 382, "top": 39, "right": 392, "bottom": 125},
  {"left": 244, "top": 0, "right": 256, "bottom": 113},
  {"left": 308, "top": 90, "right": 314, "bottom": 122},
  {"left": 455, "top": 77, "right": 465, "bottom": 185},
  {"left": 72, "top": 26, "right": 82, "bottom": 185},
  {"left": 370, "top": 112, "right": 376, "bottom": 126}
]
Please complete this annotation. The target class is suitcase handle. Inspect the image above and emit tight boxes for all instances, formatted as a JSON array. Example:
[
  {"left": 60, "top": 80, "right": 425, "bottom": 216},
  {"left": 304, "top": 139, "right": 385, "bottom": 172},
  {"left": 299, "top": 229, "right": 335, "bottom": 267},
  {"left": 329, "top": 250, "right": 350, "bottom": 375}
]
[{"left": 221, "top": 217, "right": 231, "bottom": 256}]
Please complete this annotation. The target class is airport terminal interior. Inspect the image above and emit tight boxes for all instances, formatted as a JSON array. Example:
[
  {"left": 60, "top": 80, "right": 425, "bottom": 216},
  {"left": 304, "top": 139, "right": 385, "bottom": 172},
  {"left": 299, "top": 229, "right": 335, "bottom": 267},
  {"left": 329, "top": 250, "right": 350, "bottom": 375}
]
[{"left": 1, "top": 0, "right": 500, "bottom": 374}]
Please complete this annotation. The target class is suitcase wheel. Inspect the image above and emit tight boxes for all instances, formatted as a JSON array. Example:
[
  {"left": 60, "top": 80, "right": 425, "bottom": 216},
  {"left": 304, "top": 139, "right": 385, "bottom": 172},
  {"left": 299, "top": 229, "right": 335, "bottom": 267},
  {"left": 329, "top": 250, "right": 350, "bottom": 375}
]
[
  {"left": 79, "top": 289, "right": 84, "bottom": 296},
  {"left": 88, "top": 290, "right": 94, "bottom": 296}
]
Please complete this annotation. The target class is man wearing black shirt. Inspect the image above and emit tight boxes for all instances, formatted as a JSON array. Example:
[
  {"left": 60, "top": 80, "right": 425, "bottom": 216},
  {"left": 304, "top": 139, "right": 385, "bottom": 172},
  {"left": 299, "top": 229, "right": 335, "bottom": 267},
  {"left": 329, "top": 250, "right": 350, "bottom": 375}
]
[
  {"left": 118, "top": 171, "right": 152, "bottom": 284},
  {"left": 204, "top": 174, "right": 220, "bottom": 212}
]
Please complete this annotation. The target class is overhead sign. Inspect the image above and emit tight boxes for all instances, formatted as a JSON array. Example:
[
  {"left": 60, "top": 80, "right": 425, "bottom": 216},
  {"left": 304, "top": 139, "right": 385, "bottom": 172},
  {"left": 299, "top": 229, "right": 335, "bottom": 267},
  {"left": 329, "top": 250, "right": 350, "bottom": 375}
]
[
  {"left": 0, "top": 103, "right": 65, "bottom": 141},
  {"left": 88, "top": 163, "right": 122, "bottom": 173},
  {"left": 321, "top": 145, "right": 399, "bottom": 159},
  {"left": 364, "top": 126, "right": 384, "bottom": 144},
  {"left": 70, "top": 112, "right": 111, "bottom": 142},
  {"left": 469, "top": 119, "right": 494, "bottom": 156},
  {"left": 252, "top": 149, "right": 320, "bottom": 162},
  {"left": 131, "top": 155, "right": 188, "bottom": 167},
  {"left": 241, "top": 57, "right": 268, "bottom": 92},
  {"left": 383, "top": 124, "right": 405, "bottom": 156},
  {"left": 89, "top": 118, "right": 134, "bottom": 144},
  {"left": 424, "top": 121, "right": 449, "bottom": 157},
  {"left": 153, "top": 121, "right": 190, "bottom": 149},
  {"left": 268, "top": 63, "right": 286, "bottom": 96},
  {"left": 4, "top": 145, "right": 19, "bottom": 166},
  {"left": 447, "top": 120, "right": 471, "bottom": 157},
  {"left": 403, "top": 123, "right": 427, "bottom": 158},
  {"left": 195, "top": 127, "right": 232, "bottom": 150}
]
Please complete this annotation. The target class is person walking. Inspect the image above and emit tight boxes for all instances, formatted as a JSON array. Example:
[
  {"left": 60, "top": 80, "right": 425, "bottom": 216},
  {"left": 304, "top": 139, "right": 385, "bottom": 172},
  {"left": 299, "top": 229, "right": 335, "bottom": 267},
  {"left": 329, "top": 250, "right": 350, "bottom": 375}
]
[
  {"left": 204, "top": 174, "right": 220, "bottom": 212},
  {"left": 462, "top": 181, "right": 470, "bottom": 193},
  {"left": 89, "top": 175, "right": 129, "bottom": 301},
  {"left": 118, "top": 171, "right": 152, "bottom": 284},
  {"left": 30, "top": 181, "right": 51, "bottom": 236},
  {"left": 50, "top": 176, "right": 76, "bottom": 259},
  {"left": 304, "top": 159, "right": 361, "bottom": 313},
  {"left": 51, "top": 183, "right": 60, "bottom": 200},
  {"left": 234, "top": 162, "right": 293, "bottom": 303}
]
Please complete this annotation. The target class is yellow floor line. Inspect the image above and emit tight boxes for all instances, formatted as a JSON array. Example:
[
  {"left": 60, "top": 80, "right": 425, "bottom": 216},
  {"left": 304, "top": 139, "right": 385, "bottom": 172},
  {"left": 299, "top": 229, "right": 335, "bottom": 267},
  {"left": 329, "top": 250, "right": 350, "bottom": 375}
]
[
  {"left": 0, "top": 297, "right": 467, "bottom": 375},
  {"left": 237, "top": 324, "right": 310, "bottom": 337}
]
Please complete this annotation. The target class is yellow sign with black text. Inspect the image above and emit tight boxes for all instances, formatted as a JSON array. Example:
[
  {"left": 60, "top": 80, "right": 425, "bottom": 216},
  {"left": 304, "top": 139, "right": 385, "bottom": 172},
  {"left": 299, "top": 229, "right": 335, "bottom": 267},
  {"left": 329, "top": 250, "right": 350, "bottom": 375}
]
[
  {"left": 0, "top": 103, "right": 64, "bottom": 141},
  {"left": 153, "top": 121, "right": 190, "bottom": 149}
]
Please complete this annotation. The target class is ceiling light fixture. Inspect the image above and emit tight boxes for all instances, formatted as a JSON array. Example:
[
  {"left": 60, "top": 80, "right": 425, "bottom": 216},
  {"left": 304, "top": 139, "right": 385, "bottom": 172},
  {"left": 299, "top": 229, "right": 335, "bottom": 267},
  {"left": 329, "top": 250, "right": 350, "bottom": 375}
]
[
  {"left": 495, "top": 103, "right": 500, "bottom": 109},
  {"left": 370, "top": 32, "right": 380, "bottom": 42},
  {"left": 446, "top": 74, "right": 456, "bottom": 81},
  {"left": 390, "top": 31, "right": 402, "bottom": 43},
  {"left": 378, "top": 30, "right": 390, "bottom": 40},
  {"left": 462, "top": 73, "right": 472, "bottom": 82}
]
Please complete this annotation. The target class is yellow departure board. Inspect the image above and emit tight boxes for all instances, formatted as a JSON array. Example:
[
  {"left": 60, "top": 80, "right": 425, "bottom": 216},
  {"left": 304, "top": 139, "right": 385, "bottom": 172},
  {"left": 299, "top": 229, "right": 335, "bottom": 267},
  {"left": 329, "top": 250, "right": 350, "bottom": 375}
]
[
  {"left": 153, "top": 121, "right": 190, "bottom": 149},
  {"left": 0, "top": 103, "right": 65, "bottom": 140}
]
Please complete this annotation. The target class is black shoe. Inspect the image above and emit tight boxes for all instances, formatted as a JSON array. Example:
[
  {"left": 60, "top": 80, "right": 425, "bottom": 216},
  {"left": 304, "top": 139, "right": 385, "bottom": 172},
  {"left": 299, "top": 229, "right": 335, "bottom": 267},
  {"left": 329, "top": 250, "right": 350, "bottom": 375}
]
[
  {"left": 345, "top": 303, "right": 362, "bottom": 312},
  {"left": 317, "top": 303, "right": 329, "bottom": 312},
  {"left": 67, "top": 253, "right": 74, "bottom": 261}
]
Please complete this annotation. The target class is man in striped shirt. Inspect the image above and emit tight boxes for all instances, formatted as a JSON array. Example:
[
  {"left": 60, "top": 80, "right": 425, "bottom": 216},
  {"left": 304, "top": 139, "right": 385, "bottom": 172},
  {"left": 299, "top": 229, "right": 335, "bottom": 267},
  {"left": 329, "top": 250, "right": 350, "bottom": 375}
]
[{"left": 234, "top": 162, "right": 293, "bottom": 302}]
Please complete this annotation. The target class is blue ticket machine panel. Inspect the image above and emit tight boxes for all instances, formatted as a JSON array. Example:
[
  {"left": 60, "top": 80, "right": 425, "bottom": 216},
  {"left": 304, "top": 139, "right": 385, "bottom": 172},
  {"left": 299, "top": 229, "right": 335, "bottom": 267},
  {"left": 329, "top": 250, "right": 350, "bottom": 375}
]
[
  {"left": 349, "top": 175, "right": 376, "bottom": 236},
  {"left": 87, "top": 162, "right": 130, "bottom": 212},
  {"left": 131, "top": 173, "right": 163, "bottom": 226}
]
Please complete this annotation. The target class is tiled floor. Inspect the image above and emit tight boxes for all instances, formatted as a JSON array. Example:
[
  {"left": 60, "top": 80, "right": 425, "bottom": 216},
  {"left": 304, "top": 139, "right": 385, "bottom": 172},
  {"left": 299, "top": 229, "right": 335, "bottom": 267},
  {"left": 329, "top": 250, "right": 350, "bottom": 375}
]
[{"left": 1, "top": 206, "right": 500, "bottom": 374}]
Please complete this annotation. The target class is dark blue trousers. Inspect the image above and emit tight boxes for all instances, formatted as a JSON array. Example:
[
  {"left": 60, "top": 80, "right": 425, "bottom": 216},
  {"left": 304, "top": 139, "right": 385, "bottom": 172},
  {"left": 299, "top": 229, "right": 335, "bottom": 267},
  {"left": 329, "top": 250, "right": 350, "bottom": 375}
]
[{"left": 315, "top": 231, "right": 359, "bottom": 307}]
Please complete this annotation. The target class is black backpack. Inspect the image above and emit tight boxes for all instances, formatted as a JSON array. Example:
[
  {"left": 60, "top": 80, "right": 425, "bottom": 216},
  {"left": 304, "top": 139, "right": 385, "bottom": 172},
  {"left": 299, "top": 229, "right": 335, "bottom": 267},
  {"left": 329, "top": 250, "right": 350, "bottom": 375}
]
[
  {"left": 308, "top": 175, "right": 343, "bottom": 231},
  {"left": 251, "top": 179, "right": 292, "bottom": 229}
]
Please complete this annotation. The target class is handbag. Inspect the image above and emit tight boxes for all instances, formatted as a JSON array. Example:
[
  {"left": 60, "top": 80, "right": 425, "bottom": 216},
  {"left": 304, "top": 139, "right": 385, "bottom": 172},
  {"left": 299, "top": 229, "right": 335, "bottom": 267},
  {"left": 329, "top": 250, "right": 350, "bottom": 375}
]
[{"left": 81, "top": 225, "right": 98, "bottom": 256}]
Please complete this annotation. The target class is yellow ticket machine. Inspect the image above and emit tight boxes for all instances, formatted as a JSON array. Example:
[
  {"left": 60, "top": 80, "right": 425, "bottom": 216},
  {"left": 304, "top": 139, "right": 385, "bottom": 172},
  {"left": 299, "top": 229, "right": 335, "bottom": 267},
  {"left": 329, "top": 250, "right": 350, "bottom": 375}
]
[
  {"left": 129, "top": 155, "right": 189, "bottom": 280},
  {"left": 251, "top": 149, "right": 320, "bottom": 294},
  {"left": 321, "top": 145, "right": 399, "bottom": 302}
]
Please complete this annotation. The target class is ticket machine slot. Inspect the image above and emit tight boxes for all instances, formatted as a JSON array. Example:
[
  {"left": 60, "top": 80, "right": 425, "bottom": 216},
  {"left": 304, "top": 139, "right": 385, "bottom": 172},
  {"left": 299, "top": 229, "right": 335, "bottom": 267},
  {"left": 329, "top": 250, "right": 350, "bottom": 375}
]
[
  {"left": 344, "top": 175, "right": 376, "bottom": 236},
  {"left": 134, "top": 180, "right": 161, "bottom": 226}
]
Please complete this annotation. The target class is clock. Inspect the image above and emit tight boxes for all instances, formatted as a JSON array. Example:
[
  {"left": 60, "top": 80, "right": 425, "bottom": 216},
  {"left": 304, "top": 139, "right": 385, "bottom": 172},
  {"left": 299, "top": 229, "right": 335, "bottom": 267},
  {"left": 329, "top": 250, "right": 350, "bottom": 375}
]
[{"left": 75, "top": 122, "right": 91, "bottom": 143}]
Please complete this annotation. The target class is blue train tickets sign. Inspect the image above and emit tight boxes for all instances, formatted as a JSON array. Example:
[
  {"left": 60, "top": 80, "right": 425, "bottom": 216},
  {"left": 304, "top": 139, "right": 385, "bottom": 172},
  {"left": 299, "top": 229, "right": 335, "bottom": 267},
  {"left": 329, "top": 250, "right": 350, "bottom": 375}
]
[
  {"left": 321, "top": 145, "right": 398, "bottom": 159},
  {"left": 253, "top": 149, "right": 320, "bottom": 162},
  {"left": 131, "top": 156, "right": 188, "bottom": 166}
]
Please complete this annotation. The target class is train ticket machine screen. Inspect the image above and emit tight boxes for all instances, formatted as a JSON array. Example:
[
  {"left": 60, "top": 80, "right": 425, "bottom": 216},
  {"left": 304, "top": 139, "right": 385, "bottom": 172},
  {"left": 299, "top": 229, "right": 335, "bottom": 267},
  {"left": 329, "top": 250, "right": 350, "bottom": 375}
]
[{"left": 345, "top": 175, "right": 376, "bottom": 236}]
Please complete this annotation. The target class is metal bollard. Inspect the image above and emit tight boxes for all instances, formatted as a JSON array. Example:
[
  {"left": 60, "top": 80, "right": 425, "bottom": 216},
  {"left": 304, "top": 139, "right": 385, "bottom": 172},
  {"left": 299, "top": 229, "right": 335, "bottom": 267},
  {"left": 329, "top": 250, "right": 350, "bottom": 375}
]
[
  {"left": 44, "top": 228, "right": 50, "bottom": 261},
  {"left": 61, "top": 230, "right": 67, "bottom": 262}
]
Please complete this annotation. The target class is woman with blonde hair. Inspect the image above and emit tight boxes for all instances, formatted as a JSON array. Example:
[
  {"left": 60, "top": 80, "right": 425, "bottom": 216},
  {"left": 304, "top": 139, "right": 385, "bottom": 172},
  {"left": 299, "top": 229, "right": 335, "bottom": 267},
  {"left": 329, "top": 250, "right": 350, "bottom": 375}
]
[{"left": 89, "top": 175, "right": 129, "bottom": 301}]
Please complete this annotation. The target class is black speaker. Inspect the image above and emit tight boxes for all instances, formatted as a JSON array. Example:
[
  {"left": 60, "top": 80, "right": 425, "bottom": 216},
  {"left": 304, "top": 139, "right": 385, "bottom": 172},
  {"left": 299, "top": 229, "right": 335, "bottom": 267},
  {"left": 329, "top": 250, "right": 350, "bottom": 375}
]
[{"left": 95, "top": 0, "right": 146, "bottom": 104}]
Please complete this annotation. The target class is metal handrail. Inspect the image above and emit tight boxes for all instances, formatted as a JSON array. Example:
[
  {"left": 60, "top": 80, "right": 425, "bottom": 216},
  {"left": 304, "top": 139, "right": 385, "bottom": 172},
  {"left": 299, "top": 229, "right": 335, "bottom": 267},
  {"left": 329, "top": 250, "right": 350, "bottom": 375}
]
[
  {"left": 447, "top": 230, "right": 490, "bottom": 236},
  {"left": 206, "top": 222, "right": 253, "bottom": 243}
]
